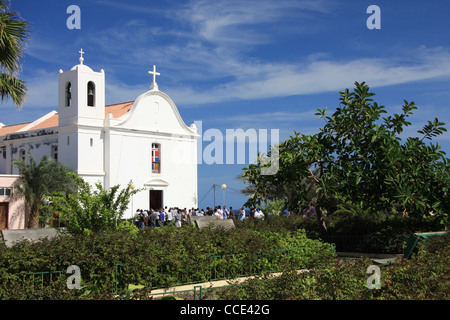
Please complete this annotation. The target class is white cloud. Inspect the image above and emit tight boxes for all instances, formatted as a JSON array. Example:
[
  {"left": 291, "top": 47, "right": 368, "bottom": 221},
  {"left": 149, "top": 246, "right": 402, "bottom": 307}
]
[
  {"left": 220, "top": 111, "right": 316, "bottom": 123},
  {"left": 16, "top": 69, "right": 58, "bottom": 109},
  {"left": 163, "top": 46, "right": 450, "bottom": 106},
  {"left": 178, "top": 0, "right": 333, "bottom": 44},
  {"left": 16, "top": 1, "right": 450, "bottom": 113}
]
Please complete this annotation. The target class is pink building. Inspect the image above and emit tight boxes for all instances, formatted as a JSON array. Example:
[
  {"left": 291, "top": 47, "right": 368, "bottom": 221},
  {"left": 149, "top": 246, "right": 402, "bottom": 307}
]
[{"left": 0, "top": 175, "right": 27, "bottom": 230}]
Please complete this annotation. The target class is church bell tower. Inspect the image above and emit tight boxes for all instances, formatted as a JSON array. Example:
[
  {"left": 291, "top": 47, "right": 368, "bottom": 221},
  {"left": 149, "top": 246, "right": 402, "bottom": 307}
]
[
  {"left": 58, "top": 49, "right": 105, "bottom": 127},
  {"left": 56, "top": 49, "right": 106, "bottom": 184}
]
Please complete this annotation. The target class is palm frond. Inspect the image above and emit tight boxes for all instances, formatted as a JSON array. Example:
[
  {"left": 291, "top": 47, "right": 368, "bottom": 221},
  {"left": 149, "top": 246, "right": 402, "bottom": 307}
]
[
  {"left": 0, "top": 4, "right": 31, "bottom": 73},
  {"left": 0, "top": 72, "right": 27, "bottom": 108}
]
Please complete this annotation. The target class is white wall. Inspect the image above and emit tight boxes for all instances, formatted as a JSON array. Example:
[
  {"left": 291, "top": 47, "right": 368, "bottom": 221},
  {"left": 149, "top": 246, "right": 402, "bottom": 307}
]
[
  {"left": 0, "top": 134, "right": 58, "bottom": 175},
  {"left": 106, "top": 89, "right": 199, "bottom": 219}
]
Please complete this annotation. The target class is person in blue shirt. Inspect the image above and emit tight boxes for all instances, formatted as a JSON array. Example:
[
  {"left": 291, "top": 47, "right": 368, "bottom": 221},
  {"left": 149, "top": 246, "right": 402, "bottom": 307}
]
[
  {"left": 306, "top": 203, "right": 315, "bottom": 218},
  {"left": 159, "top": 209, "right": 165, "bottom": 226}
]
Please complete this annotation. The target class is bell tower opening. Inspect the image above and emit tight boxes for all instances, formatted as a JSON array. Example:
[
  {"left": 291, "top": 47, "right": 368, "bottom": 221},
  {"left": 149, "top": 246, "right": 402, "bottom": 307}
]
[
  {"left": 87, "top": 81, "right": 95, "bottom": 107},
  {"left": 65, "top": 82, "right": 71, "bottom": 106}
]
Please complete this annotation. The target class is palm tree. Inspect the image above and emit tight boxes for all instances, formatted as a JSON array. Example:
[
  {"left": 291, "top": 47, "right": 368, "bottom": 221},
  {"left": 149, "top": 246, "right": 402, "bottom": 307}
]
[
  {"left": 12, "top": 154, "right": 75, "bottom": 229},
  {"left": 0, "top": 0, "right": 30, "bottom": 108}
]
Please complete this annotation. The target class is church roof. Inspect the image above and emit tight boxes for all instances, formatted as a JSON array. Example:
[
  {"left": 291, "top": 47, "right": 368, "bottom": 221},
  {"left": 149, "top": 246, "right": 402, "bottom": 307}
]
[
  {"left": 0, "top": 101, "right": 134, "bottom": 136},
  {"left": 0, "top": 122, "right": 31, "bottom": 135},
  {"left": 70, "top": 64, "right": 94, "bottom": 72},
  {"left": 105, "top": 101, "right": 134, "bottom": 118}
]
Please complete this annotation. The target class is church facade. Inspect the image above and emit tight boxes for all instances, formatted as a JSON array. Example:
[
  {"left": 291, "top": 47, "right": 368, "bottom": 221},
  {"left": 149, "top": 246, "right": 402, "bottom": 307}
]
[{"left": 0, "top": 50, "right": 200, "bottom": 229}]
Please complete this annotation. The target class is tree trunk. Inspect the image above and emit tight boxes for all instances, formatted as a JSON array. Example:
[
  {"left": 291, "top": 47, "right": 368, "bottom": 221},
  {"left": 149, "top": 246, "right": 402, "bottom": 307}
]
[
  {"left": 27, "top": 203, "right": 40, "bottom": 229},
  {"left": 315, "top": 179, "right": 328, "bottom": 237}
]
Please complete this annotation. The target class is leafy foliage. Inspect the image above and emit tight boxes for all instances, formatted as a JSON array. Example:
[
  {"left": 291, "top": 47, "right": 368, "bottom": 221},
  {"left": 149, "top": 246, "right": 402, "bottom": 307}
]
[
  {"left": 0, "top": 224, "right": 335, "bottom": 299},
  {"left": 50, "top": 172, "right": 140, "bottom": 235},
  {"left": 242, "top": 82, "right": 449, "bottom": 224},
  {"left": 235, "top": 212, "right": 444, "bottom": 253},
  {"left": 0, "top": 0, "right": 30, "bottom": 108},
  {"left": 12, "top": 154, "right": 75, "bottom": 228},
  {"left": 0, "top": 215, "right": 447, "bottom": 299},
  {"left": 207, "top": 233, "right": 450, "bottom": 300}
]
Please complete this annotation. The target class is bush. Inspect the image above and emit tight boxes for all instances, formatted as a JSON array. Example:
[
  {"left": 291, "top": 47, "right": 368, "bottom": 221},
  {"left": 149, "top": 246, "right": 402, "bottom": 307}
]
[
  {"left": 206, "top": 233, "right": 449, "bottom": 300},
  {"left": 0, "top": 224, "right": 335, "bottom": 299},
  {"left": 238, "top": 212, "right": 445, "bottom": 253}
]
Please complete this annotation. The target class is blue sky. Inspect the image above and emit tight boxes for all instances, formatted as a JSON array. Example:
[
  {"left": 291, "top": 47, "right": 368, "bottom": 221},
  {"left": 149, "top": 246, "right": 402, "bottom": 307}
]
[{"left": 2, "top": 0, "right": 450, "bottom": 210}]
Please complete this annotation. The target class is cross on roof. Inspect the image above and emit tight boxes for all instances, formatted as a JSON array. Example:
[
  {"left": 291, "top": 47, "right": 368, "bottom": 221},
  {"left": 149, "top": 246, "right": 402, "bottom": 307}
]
[
  {"left": 79, "top": 48, "right": 85, "bottom": 64},
  {"left": 148, "top": 65, "right": 160, "bottom": 90}
]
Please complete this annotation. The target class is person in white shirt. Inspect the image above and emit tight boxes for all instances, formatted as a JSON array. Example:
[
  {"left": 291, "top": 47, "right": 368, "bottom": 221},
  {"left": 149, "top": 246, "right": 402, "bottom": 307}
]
[
  {"left": 214, "top": 207, "right": 221, "bottom": 219},
  {"left": 167, "top": 209, "right": 173, "bottom": 224},
  {"left": 217, "top": 206, "right": 224, "bottom": 219},
  {"left": 175, "top": 209, "right": 182, "bottom": 227},
  {"left": 238, "top": 208, "right": 246, "bottom": 221},
  {"left": 164, "top": 206, "right": 170, "bottom": 222},
  {"left": 223, "top": 206, "right": 229, "bottom": 219},
  {"left": 255, "top": 208, "right": 265, "bottom": 220},
  {"left": 170, "top": 207, "right": 178, "bottom": 224}
]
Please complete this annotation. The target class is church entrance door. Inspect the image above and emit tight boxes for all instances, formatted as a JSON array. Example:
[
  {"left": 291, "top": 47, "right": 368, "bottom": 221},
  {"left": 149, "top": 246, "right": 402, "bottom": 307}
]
[{"left": 149, "top": 190, "right": 163, "bottom": 210}]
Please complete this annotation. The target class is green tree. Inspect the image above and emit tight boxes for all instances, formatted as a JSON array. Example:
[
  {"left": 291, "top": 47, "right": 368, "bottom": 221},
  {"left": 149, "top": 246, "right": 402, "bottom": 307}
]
[
  {"left": 50, "top": 172, "right": 141, "bottom": 235},
  {"left": 242, "top": 82, "right": 449, "bottom": 224},
  {"left": 12, "top": 153, "right": 75, "bottom": 228},
  {"left": 0, "top": 0, "right": 30, "bottom": 108}
]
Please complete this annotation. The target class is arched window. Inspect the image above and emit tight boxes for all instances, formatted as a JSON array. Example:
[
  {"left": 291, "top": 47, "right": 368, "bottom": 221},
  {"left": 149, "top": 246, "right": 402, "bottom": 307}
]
[
  {"left": 20, "top": 149, "right": 26, "bottom": 161},
  {"left": 152, "top": 143, "right": 160, "bottom": 173},
  {"left": 65, "top": 82, "right": 72, "bottom": 106},
  {"left": 87, "top": 81, "right": 95, "bottom": 107},
  {"left": 51, "top": 145, "right": 58, "bottom": 161}
]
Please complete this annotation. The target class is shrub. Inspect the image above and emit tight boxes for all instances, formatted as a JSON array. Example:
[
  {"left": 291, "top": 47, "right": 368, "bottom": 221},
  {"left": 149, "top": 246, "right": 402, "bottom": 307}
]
[
  {"left": 206, "top": 233, "right": 449, "bottom": 300},
  {"left": 242, "top": 211, "right": 445, "bottom": 253},
  {"left": 50, "top": 172, "right": 140, "bottom": 235},
  {"left": 0, "top": 223, "right": 336, "bottom": 299}
]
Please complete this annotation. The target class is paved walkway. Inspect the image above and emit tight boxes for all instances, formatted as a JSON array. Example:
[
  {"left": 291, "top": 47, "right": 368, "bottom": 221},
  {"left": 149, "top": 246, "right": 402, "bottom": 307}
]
[
  {"left": 149, "top": 253, "right": 403, "bottom": 298},
  {"left": 149, "top": 270, "right": 311, "bottom": 299}
]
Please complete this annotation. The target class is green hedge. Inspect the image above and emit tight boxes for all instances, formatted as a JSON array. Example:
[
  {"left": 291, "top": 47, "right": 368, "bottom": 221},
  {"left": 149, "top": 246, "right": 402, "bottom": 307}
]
[
  {"left": 204, "top": 233, "right": 450, "bottom": 300},
  {"left": 236, "top": 213, "right": 445, "bottom": 253},
  {"left": 0, "top": 225, "right": 335, "bottom": 299}
]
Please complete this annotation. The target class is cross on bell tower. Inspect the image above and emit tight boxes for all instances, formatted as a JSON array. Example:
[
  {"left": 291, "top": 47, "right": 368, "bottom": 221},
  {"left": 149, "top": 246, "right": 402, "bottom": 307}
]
[
  {"left": 79, "top": 48, "right": 85, "bottom": 65},
  {"left": 148, "top": 65, "right": 160, "bottom": 91}
]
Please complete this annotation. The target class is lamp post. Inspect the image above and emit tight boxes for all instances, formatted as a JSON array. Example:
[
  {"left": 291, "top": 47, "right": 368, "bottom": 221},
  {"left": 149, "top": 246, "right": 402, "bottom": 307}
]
[
  {"left": 221, "top": 184, "right": 227, "bottom": 208},
  {"left": 130, "top": 183, "right": 135, "bottom": 222}
]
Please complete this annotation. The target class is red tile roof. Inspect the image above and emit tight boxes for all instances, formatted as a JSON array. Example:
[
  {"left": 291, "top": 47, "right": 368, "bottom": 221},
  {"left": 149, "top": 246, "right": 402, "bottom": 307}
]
[
  {"left": 0, "top": 122, "right": 31, "bottom": 135},
  {"left": 105, "top": 101, "right": 134, "bottom": 119},
  {"left": 0, "top": 101, "right": 134, "bottom": 136}
]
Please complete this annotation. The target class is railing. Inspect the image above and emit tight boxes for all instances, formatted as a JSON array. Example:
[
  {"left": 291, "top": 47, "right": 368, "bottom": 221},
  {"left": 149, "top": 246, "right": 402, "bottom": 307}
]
[
  {"left": 208, "top": 244, "right": 334, "bottom": 282},
  {"left": 11, "top": 270, "right": 65, "bottom": 290},
  {"left": 150, "top": 285, "right": 204, "bottom": 300},
  {"left": 6, "top": 243, "right": 335, "bottom": 299}
]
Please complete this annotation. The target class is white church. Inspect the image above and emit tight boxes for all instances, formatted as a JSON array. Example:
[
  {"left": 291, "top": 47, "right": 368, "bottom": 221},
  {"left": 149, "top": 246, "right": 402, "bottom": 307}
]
[{"left": 0, "top": 50, "right": 200, "bottom": 229}]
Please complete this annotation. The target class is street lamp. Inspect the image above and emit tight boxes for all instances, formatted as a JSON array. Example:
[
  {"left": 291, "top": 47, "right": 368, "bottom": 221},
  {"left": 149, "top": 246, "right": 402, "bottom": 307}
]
[
  {"left": 130, "top": 183, "right": 135, "bottom": 221},
  {"left": 221, "top": 184, "right": 227, "bottom": 208}
]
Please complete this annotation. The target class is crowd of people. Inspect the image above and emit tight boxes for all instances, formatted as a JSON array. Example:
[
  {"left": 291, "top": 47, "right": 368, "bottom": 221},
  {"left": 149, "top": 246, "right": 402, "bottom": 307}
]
[{"left": 133, "top": 205, "right": 266, "bottom": 229}]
